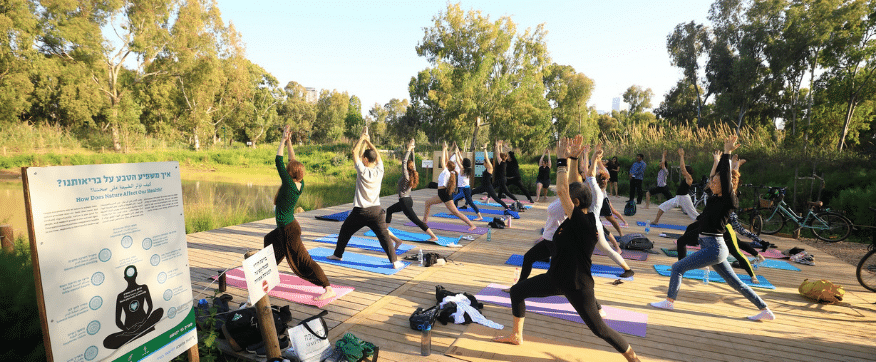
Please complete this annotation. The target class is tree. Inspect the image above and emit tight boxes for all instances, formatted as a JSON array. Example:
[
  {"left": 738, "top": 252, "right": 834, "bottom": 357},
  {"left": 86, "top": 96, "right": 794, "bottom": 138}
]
[
  {"left": 344, "top": 95, "right": 364, "bottom": 139},
  {"left": 543, "top": 64, "right": 595, "bottom": 138},
  {"left": 277, "top": 81, "right": 316, "bottom": 143},
  {"left": 655, "top": 80, "right": 705, "bottom": 126},
  {"left": 0, "top": 0, "right": 38, "bottom": 124},
  {"left": 667, "top": 21, "right": 712, "bottom": 126},
  {"left": 313, "top": 90, "right": 349, "bottom": 142},
  {"left": 622, "top": 85, "right": 654, "bottom": 119}
]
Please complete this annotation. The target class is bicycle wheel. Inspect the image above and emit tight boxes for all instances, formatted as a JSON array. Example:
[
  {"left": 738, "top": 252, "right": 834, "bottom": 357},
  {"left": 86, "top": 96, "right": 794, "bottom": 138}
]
[
  {"left": 857, "top": 248, "right": 876, "bottom": 292},
  {"left": 694, "top": 197, "right": 706, "bottom": 213},
  {"left": 809, "top": 212, "right": 852, "bottom": 242},
  {"left": 749, "top": 213, "right": 763, "bottom": 235},
  {"left": 757, "top": 208, "right": 785, "bottom": 235}
]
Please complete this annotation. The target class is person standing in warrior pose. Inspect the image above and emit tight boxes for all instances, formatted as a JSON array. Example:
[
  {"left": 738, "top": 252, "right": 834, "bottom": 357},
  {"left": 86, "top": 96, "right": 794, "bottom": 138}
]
[
  {"left": 494, "top": 140, "right": 520, "bottom": 204},
  {"left": 645, "top": 150, "right": 673, "bottom": 209},
  {"left": 328, "top": 126, "right": 403, "bottom": 269},
  {"left": 384, "top": 139, "right": 441, "bottom": 242},
  {"left": 265, "top": 125, "right": 335, "bottom": 300},
  {"left": 493, "top": 136, "right": 641, "bottom": 362},
  {"left": 423, "top": 141, "right": 478, "bottom": 231},
  {"left": 450, "top": 142, "right": 484, "bottom": 220},
  {"left": 503, "top": 143, "right": 535, "bottom": 203},
  {"left": 471, "top": 142, "right": 513, "bottom": 211},
  {"left": 652, "top": 148, "right": 699, "bottom": 225},
  {"left": 535, "top": 148, "right": 551, "bottom": 202}
]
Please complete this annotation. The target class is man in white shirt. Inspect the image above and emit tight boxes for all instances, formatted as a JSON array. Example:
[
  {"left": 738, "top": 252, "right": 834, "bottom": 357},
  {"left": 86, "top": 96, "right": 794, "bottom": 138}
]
[{"left": 328, "top": 126, "right": 403, "bottom": 269}]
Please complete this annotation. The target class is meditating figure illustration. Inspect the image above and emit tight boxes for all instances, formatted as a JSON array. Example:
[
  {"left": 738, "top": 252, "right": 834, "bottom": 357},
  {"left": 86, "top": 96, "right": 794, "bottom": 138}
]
[{"left": 103, "top": 265, "right": 163, "bottom": 349}]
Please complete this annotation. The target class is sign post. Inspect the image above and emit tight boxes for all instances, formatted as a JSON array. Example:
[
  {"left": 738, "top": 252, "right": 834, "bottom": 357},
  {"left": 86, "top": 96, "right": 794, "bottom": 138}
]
[
  {"left": 242, "top": 247, "right": 282, "bottom": 359},
  {"left": 22, "top": 162, "right": 197, "bottom": 362}
]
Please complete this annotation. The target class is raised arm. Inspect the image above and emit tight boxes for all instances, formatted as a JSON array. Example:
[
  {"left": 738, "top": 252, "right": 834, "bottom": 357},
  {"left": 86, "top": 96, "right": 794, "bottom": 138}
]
[
  {"left": 678, "top": 148, "right": 693, "bottom": 185},
  {"left": 708, "top": 150, "right": 721, "bottom": 180},
  {"left": 362, "top": 134, "right": 381, "bottom": 165},
  {"left": 660, "top": 150, "right": 666, "bottom": 170},
  {"left": 546, "top": 149, "right": 552, "bottom": 168},
  {"left": 402, "top": 139, "right": 414, "bottom": 181},
  {"left": 482, "top": 143, "right": 493, "bottom": 173},
  {"left": 590, "top": 144, "right": 604, "bottom": 178},
  {"left": 277, "top": 125, "right": 291, "bottom": 158},
  {"left": 494, "top": 140, "right": 503, "bottom": 165},
  {"left": 567, "top": 136, "right": 585, "bottom": 184},
  {"left": 352, "top": 126, "right": 367, "bottom": 164},
  {"left": 556, "top": 137, "right": 575, "bottom": 217}
]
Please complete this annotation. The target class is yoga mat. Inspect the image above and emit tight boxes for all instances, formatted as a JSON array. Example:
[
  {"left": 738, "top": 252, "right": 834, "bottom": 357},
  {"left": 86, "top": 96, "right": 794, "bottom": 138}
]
[
  {"left": 636, "top": 221, "right": 687, "bottom": 231},
  {"left": 470, "top": 200, "right": 532, "bottom": 209},
  {"left": 315, "top": 210, "right": 350, "bottom": 222},
  {"left": 213, "top": 268, "right": 353, "bottom": 308},
  {"left": 476, "top": 284, "right": 647, "bottom": 337},
  {"left": 307, "top": 247, "right": 408, "bottom": 275},
  {"left": 593, "top": 247, "right": 649, "bottom": 261},
  {"left": 602, "top": 220, "right": 629, "bottom": 228},
  {"left": 481, "top": 196, "right": 532, "bottom": 205},
  {"left": 446, "top": 323, "right": 627, "bottom": 362},
  {"left": 658, "top": 232, "right": 684, "bottom": 239},
  {"left": 730, "top": 257, "right": 800, "bottom": 271},
  {"left": 661, "top": 248, "right": 678, "bottom": 257},
  {"left": 459, "top": 207, "right": 521, "bottom": 218},
  {"left": 365, "top": 227, "right": 461, "bottom": 247},
  {"left": 504, "top": 254, "right": 634, "bottom": 281},
  {"left": 312, "top": 234, "right": 413, "bottom": 255},
  {"left": 433, "top": 212, "right": 490, "bottom": 221},
  {"left": 674, "top": 240, "right": 787, "bottom": 259},
  {"left": 405, "top": 221, "right": 489, "bottom": 235},
  {"left": 652, "top": 265, "right": 775, "bottom": 289}
]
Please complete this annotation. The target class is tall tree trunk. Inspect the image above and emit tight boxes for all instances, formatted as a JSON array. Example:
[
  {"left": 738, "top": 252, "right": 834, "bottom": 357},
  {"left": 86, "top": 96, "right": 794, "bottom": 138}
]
[
  {"left": 735, "top": 103, "right": 748, "bottom": 133},
  {"left": 804, "top": 55, "right": 818, "bottom": 149},
  {"left": 692, "top": 77, "right": 703, "bottom": 127},
  {"left": 193, "top": 127, "right": 200, "bottom": 152},
  {"left": 838, "top": 96, "right": 858, "bottom": 151}
]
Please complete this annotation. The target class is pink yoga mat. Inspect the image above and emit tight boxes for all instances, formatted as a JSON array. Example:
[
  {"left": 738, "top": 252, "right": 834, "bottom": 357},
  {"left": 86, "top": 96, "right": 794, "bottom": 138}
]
[
  {"left": 476, "top": 284, "right": 647, "bottom": 337},
  {"left": 215, "top": 268, "right": 354, "bottom": 308},
  {"left": 602, "top": 220, "right": 629, "bottom": 228},
  {"left": 593, "top": 248, "right": 649, "bottom": 261},
  {"left": 673, "top": 241, "right": 788, "bottom": 259}
]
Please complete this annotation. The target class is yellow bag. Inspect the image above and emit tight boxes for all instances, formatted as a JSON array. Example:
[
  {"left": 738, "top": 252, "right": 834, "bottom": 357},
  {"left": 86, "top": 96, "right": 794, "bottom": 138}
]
[{"left": 798, "top": 279, "right": 844, "bottom": 304}]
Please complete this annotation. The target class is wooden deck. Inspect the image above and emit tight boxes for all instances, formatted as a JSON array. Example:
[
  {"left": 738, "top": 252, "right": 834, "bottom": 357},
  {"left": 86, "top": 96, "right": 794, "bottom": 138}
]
[{"left": 186, "top": 189, "right": 876, "bottom": 362}]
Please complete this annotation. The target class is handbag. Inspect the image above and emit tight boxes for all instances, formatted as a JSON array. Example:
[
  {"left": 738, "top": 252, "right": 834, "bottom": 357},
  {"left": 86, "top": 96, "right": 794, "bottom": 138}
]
[
  {"left": 409, "top": 305, "right": 439, "bottom": 331},
  {"left": 284, "top": 310, "right": 332, "bottom": 362}
]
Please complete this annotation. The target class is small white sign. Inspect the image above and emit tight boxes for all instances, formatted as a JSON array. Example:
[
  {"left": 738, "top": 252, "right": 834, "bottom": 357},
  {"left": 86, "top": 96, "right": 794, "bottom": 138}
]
[
  {"left": 242, "top": 245, "right": 281, "bottom": 304},
  {"left": 421, "top": 159, "right": 434, "bottom": 169}
]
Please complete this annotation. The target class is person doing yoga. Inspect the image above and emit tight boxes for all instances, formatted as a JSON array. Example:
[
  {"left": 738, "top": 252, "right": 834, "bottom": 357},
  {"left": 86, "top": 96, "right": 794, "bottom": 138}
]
[
  {"left": 471, "top": 142, "right": 512, "bottom": 211},
  {"left": 450, "top": 144, "right": 484, "bottom": 220},
  {"left": 607, "top": 156, "right": 620, "bottom": 197},
  {"left": 264, "top": 125, "right": 335, "bottom": 301},
  {"left": 503, "top": 144, "right": 534, "bottom": 203},
  {"left": 650, "top": 135, "right": 775, "bottom": 321},
  {"left": 384, "top": 139, "right": 441, "bottom": 242},
  {"left": 328, "top": 126, "right": 403, "bottom": 269},
  {"left": 423, "top": 141, "right": 478, "bottom": 231},
  {"left": 493, "top": 140, "right": 520, "bottom": 204},
  {"left": 645, "top": 150, "right": 673, "bottom": 208},
  {"left": 651, "top": 148, "right": 698, "bottom": 224},
  {"left": 493, "top": 136, "right": 641, "bottom": 362},
  {"left": 535, "top": 148, "right": 551, "bottom": 202}
]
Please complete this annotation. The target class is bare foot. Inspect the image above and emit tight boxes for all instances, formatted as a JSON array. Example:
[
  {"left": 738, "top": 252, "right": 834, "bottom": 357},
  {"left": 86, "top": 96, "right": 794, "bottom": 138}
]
[
  {"left": 326, "top": 255, "right": 342, "bottom": 261},
  {"left": 313, "top": 287, "right": 336, "bottom": 301},
  {"left": 468, "top": 225, "right": 478, "bottom": 231},
  {"left": 492, "top": 334, "right": 521, "bottom": 345},
  {"left": 473, "top": 216, "right": 484, "bottom": 221},
  {"left": 427, "top": 237, "right": 439, "bottom": 242}
]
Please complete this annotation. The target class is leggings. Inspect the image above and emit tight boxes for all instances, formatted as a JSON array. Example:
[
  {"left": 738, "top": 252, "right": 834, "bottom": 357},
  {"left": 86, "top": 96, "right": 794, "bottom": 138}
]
[
  {"left": 386, "top": 196, "right": 429, "bottom": 232},
  {"left": 494, "top": 176, "right": 519, "bottom": 202},
  {"left": 510, "top": 274, "right": 629, "bottom": 353},
  {"left": 452, "top": 186, "right": 480, "bottom": 213},
  {"left": 666, "top": 235, "right": 768, "bottom": 309},
  {"left": 503, "top": 177, "right": 533, "bottom": 202},
  {"left": 264, "top": 220, "right": 330, "bottom": 287},
  {"left": 729, "top": 212, "right": 765, "bottom": 246},
  {"left": 333, "top": 206, "right": 396, "bottom": 263},
  {"left": 471, "top": 172, "right": 509, "bottom": 209},
  {"left": 519, "top": 238, "right": 552, "bottom": 281}
]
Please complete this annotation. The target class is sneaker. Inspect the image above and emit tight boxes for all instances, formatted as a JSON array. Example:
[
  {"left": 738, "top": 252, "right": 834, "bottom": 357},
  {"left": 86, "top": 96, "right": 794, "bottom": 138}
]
[
  {"left": 393, "top": 261, "right": 405, "bottom": 269},
  {"left": 747, "top": 309, "right": 775, "bottom": 321},
  {"left": 254, "top": 336, "right": 291, "bottom": 357},
  {"left": 649, "top": 300, "right": 674, "bottom": 310},
  {"left": 620, "top": 269, "right": 635, "bottom": 278}
]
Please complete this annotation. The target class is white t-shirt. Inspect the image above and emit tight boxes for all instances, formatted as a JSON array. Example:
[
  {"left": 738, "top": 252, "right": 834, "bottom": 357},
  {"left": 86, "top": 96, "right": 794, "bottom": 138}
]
[
  {"left": 586, "top": 176, "right": 609, "bottom": 249},
  {"left": 354, "top": 159, "right": 384, "bottom": 208},
  {"left": 450, "top": 154, "right": 470, "bottom": 188},
  {"left": 542, "top": 199, "right": 566, "bottom": 240},
  {"left": 438, "top": 168, "right": 450, "bottom": 187}
]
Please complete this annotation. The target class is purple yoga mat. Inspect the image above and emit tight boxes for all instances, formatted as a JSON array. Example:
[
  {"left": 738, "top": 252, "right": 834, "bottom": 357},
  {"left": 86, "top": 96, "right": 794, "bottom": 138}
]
[
  {"left": 405, "top": 221, "right": 488, "bottom": 235},
  {"left": 593, "top": 248, "right": 649, "bottom": 261},
  {"left": 476, "top": 284, "right": 648, "bottom": 337}
]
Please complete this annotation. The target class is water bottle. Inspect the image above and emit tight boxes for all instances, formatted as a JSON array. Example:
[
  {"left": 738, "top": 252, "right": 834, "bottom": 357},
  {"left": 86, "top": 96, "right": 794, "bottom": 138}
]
[
  {"left": 420, "top": 325, "right": 432, "bottom": 356},
  {"left": 418, "top": 248, "right": 424, "bottom": 267},
  {"left": 487, "top": 228, "right": 492, "bottom": 241},
  {"left": 702, "top": 266, "right": 710, "bottom": 285},
  {"left": 644, "top": 220, "right": 651, "bottom": 234}
]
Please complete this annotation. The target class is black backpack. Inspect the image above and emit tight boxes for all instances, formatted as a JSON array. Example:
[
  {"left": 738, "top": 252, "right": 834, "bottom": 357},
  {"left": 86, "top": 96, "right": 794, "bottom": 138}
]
[
  {"left": 623, "top": 200, "right": 636, "bottom": 216},
  {"left": 617, "top": 233, "right": 653, "bottom": 251},
  {"left": 222, "top": 305, "right": 291, "bottom": 350},
  {"left": 488, "top": 217, "right": 506, "bottom": 229}
]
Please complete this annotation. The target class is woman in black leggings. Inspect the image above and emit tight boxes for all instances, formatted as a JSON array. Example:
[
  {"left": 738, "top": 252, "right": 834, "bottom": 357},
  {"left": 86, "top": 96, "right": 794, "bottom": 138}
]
[
  {"left": 493, "top": 140, "right": 519, "bottom": 204},
  {"left": 494, "top": 136, "right": 640, "bottom": 362},
  {"left": 384, "top": 139, "right": 440, "bottom": 242},
  {"left": 503, "top": 148, "right": 534, "bottom": 203},
  {"left": 471, "top": 142, "right": 511, "bottom": 210}
]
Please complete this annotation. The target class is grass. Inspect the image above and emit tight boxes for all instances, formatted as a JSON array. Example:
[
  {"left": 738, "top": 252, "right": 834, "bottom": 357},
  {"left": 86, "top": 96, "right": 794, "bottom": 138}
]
[{"left": 0, "top": 237, "right": 45, "bottom": 362}]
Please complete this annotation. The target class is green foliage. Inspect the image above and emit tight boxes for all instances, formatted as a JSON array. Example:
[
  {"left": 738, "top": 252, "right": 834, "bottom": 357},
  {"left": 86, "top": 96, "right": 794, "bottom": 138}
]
[{"left": 0, "top": 237, "right": 45, "bottom": 362}]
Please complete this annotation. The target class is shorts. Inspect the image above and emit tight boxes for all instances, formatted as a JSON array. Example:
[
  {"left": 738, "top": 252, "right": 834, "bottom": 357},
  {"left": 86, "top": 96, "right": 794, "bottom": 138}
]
[
  {"left": 438, "top": 188, "right": 452, "bottom": 202},
  {"left": 537, "top": 179, "right": 550, "bottom": 187}
]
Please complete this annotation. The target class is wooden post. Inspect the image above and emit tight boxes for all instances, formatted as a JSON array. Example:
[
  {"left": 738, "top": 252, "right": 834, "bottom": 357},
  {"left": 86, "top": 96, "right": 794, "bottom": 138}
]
[
  {"left": 186, "top": 345, "right": 199, "bottom": 362},
  {"left": 0, "top": 225, "right": 13, "bottom": 253},
  {"left": 244, "top": 250, "right": 282, "bottom": 359},
  {"left": 218, "top": 270, "right": 226, "bottom": 292}
]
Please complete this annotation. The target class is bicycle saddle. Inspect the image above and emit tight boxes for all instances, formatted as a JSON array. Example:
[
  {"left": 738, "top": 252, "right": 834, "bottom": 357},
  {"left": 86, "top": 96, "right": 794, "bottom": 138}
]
[{"left": 807, "top": 201, "right": 823, "bottom": 208}]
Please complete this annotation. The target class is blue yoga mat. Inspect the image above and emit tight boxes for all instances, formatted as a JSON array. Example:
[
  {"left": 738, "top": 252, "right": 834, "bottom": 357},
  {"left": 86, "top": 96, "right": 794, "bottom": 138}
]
[
  {"left": 459, "top": 207, "right": 520, "bottom": 218},
  {"left": 470, "top": 200, "right": 532, "bottom": 209},
  {"left": 652, "top": 265, "right": 775, "bottom": 289},
  {"left": 728, "top": 257, "right": 801, "bottom": 271},
  {"left": 433, "top": 213, "right": 489, "bottom": 222},
  {"left": 504, "top": 254, "right": 634, "bottom": 281},
  {"left": 636, "top": 221, "right": 687, "bottom": 231},
  {"left": 313, "top": 234, "right": 413, "bottom": 255},
  {"left": 307, "top": 247, "right": 408, "bottom": 275},
  {"left": 365, "top": 227, "right": 461, "bottom": 247},
  {"left": 315, "top": 210, "right": 350, "bottom": 222}
]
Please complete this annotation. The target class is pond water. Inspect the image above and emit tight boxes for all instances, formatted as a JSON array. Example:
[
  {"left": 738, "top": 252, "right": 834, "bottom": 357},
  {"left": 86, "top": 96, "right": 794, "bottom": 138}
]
[{"left": 0, "top": 179, "right": 279, "bottom": 241}]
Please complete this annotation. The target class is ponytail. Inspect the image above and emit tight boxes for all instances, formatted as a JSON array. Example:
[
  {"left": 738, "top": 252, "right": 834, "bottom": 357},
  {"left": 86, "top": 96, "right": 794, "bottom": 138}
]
[{"left": 447, "top": 170, "right": 457, "bottom": 196}]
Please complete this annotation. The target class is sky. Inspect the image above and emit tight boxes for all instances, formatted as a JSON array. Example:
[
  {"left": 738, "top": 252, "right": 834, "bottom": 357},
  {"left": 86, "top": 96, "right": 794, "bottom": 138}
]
[{"left": 214, "top": 0, "right": 714, "bottom": 115}]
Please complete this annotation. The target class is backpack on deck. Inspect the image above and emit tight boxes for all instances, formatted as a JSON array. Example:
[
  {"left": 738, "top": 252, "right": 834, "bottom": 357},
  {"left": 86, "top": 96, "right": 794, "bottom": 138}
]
[
  {"left": 799, "top": 279, "right": 844, "bottom": 304},
  {"left": 616, "top": 233, "right": 653, "bottom": 251},
  {"left": 623, "top": 200, "right": 636, "bottom": 216}
]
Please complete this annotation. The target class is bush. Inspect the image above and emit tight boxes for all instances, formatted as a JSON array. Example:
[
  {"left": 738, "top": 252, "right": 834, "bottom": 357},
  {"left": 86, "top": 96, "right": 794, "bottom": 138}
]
[{"left": 0, "top": 238, "right": 46, "bottom": 362}]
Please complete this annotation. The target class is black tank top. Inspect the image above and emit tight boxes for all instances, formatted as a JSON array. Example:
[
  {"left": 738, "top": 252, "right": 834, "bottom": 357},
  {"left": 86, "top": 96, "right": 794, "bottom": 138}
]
[
  {"left": 537, "top": 166, "right": 550, "bottom": 181},
  {"left": 600, "top": 197, "right": 612, "bottom": 217},
  {"left": 676, "top": 178, "right": 691, "bottom": 196}
]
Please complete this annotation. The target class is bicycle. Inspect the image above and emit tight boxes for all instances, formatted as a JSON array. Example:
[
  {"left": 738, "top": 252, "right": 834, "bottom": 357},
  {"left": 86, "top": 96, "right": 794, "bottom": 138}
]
[
  {"left": 690, "top": 176, "right": 710, "bottom": 213},
  {"left": 855, "top": 207, "right": 876, "bottom": 292},
  {"left": 753, "top": 187, "right": 852, "bottom": 242}
]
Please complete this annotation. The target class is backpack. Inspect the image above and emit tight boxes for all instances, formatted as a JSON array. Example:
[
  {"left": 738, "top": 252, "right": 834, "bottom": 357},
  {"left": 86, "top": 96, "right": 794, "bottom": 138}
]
[
  {"left": 222, "top": 305, "right": 291, "bottom": 350},
  {"left": 488, "top": 217, "right": 506, "bottom": 229},
  {"left": 623, "top": 200, "right": 636, "bottom": 216},
  {"left": 616, "top": 233, "right": 653, "bottom": 251},
  {"left": 798, "top": 279, "right": 844, "bottom": 304}
]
